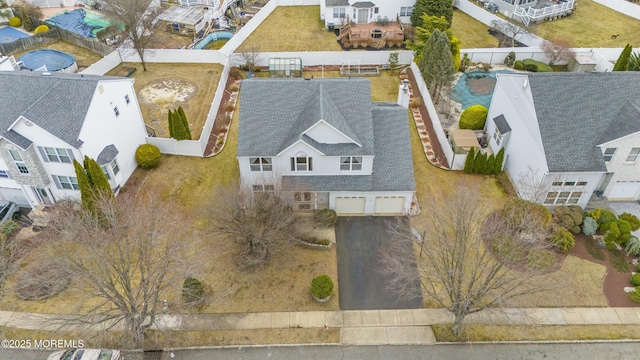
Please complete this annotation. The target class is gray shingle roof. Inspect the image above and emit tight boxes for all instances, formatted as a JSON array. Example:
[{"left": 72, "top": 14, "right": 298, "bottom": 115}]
[
  {"left": 352, "top": 1, "right": 376, "bottom": 8},
  {"left": 493, "top": 114, "right": 511, "bottom": 134},
  {"left": 326, "top": 0, "right": 349, "bottom": 6},
  {"left": 527, "top": 72, "right": 640, "bottom": 173},
  {"left": 282, "top": 103, "right": 415, "bottom": 192},
  {"left": 96, "top": 144, "right": 119, "bottom": 165},
  {"left": 237, "top": 78, "right": 374, "bottom": 157},
  {"left": 0, "top": 71, "right": 119, "bottom": 149}
]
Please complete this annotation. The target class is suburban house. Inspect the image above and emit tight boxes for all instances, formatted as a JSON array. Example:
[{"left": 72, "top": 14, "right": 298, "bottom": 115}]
[
  {"left": 0, "top": 70, "right": 148, "bottom": 208},
  {"left": 320, "top": 0, "right": 415, "bottom": 28},
  {"left": 237, "top": 78, "right": 416, "bottom": 216},
  {"left": 484, "top": 72, "right": 640, "bottom": 208}
]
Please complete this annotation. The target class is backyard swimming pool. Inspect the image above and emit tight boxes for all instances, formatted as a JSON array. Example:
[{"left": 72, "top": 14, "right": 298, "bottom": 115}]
[
  {"left": 46, "top": 8, "right": 111, "bottom": 38},
  {"left": 0, "top": 26, "right": 29, "bottom": 44},
  {"left": 449, "top": 69, "right": 514, "bottom": 110}
]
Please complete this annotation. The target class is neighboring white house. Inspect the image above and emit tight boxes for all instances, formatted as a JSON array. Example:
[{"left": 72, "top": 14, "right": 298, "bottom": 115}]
[
  {"left": 237, "top": 78, "right": 416, "bottom": 216},
  {"left": 6, "top": 0, "right": 76, "bottom": 8},
  {"left": 0, "top": 70, "right": 148, "bottom": 208},
  {"left": 484, "top": 72, "right": 640, "bottom": 208},
  {"left": 320, "top": 0, "right": 415, "bottom": 28}
]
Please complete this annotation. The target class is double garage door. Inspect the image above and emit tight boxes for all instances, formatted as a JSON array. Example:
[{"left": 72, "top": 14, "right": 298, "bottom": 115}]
[
  {"left": 335, "top": 196, "right": 405, "bottom": 215},
  {"left": 608, "top": 181, "right": 640, "bottom": 200},
  {"left": 0, "top": 187, "right": 29, "bottom": 207}
]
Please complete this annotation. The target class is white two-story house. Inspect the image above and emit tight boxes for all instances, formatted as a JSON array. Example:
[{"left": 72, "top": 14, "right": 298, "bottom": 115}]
[
  {"left": 0, "top": 70, "right": 148, "bottom": 208},
  {"left": 320, "top": 0, "right": 415, "bottom": 28},
  {"left": 237, "top": 78, "right": 415, "bottom": 216},
  {"left": 484, "top": 72, "right": 640, "bottom": 208}
]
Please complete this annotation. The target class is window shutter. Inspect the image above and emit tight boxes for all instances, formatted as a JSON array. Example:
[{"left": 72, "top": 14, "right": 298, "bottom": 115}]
[
  {"left": 37, "top": 146, "right": 49, "bottom": 162},
  {"left": 52, "top": 176, "right": 62, "bottom": 189},
  {"left": 291, "top": 158, "right": 295, "bottom": 171},
  {"left": 67, "top": 149, "right": 76, "bottom": 163},
  {"left": 308, "top": 157, "right": 313, "bottom": 171}
]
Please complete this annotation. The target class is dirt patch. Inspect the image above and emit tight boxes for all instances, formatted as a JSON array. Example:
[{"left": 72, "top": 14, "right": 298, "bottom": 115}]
[{"left": 139, "top": 78, "right": 198, "bottom": 104}]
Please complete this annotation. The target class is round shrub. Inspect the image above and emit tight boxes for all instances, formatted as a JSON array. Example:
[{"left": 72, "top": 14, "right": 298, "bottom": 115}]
[
  {"left": 459, "top": 105, "right": 488, "bottom": 130},
  {"left": 631, "top": 274, "right": 640, "bottom": 287},
  {"left": 619, "top": 213, "right": 640, "bottom": 231},
  {"left": 314, "top": 208, "right": 337, "bottom": 227},
  {"left": 311, "top": 275, "right": 333, "bottom": 299},
  {"left": 135, "top": 144, "right": 161, "bottom": 169},
  {"left": 513, "top": 60, "right": 524, "bottom": 70},
  {"left": 629, "top": 287, "right": 640, "bottom": 303},
  {"left": 9, "top": 16, "right": 21, "bottom": 27},
  {"left": 597, "top": 208, "right": 617, "bottom": 227},
  {"left": 582, "top": 216, "right": 597, "bottom": 236},
  {"left": 34, "top": 24, "right": 49, "bottom": 34},
  {"left": 637, "top": 262, "right": 640, "bottom": 273},
  {"left": 182, "top": 277, "right": 204, "bottom": 304},
  {"left": 549, "top": 226, "right": 575, "bottom": 252}
]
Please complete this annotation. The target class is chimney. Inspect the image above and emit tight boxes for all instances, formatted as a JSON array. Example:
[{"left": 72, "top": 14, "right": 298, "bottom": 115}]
[{"left": 397, "top": 79, "right": 410, "bottom": 108}]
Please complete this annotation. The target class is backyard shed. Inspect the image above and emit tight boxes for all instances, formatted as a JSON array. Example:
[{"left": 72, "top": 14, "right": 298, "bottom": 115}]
[
  {"left": 449, "top": 129, "right": 480, "bottom": 151},
  {"left": 268, "top": 58, "right": 302, "bottom": 78},
  {"left": 568, "top": 54, "right": 597, "bottom": 72}
]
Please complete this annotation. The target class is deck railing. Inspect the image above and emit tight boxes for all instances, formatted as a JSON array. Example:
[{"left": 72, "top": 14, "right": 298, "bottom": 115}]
[{"left": 514, "top": 0, "right": 575, "bottom": 26}]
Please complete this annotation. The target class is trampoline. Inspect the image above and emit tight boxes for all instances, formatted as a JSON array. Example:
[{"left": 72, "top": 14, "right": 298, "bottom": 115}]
[
  {"left": 0, "top": 26, "right": 29, "bottom": 44},
  {"left": 18, "top": 49, "right": 78, "bottom": 73},
  {"left": 46, "top": 8, "right": 110, "bottom": 38}
]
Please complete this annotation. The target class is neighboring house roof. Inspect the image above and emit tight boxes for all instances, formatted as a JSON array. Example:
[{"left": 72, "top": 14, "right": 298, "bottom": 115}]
[
  {"left": 282, "top": 102, "right": 415, "bottom": 192},
  {"left": 493, "top": 114, "right": 511, "bottom": 134},
  {"left": 0, "top": 71, "right": 122, "bottom": 149},
  {"left": 352, "top": 1, "right": 377, "bottom": 8},
  {"left": 527, "top": 72, "right": 640, "bottom": 173},
  {"left": 96, "top": 144, "right": 119, "bottom": 165},
  {"left": 237, "top": 78, "right": 375, "bottom": 157},
  {"left": 326, "top": 0, "right": 350, "bottom": 6}
]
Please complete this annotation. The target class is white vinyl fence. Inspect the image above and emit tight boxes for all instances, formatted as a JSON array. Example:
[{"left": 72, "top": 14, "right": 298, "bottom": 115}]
[
  {"left": 81, "top": 50, "right": 122, "bottom": 76},
  {"left": 594, "top": 0, "right": 640, "bottom": 20},
  {"left": 230, "top": 50, "right": 414, "bottom": 67}
]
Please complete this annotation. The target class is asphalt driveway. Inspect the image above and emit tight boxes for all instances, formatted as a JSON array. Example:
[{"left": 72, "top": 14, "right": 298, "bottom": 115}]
[{"left": 336, "top": 216, "right": 423, "bottom": 310}]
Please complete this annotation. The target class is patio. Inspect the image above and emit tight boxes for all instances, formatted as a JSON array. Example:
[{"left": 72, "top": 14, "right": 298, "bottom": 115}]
[{"left": 338, "top": 20, "right": 404, "bottom": 49}]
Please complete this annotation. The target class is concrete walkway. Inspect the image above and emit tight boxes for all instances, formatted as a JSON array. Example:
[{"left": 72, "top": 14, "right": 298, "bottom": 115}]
[{"left": 1, "top": 307, "right": 640, "bottom": 345}]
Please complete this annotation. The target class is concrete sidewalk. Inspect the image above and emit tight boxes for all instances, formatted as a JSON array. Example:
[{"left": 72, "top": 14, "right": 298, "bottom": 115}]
[{"left": 1, "top": 307, "right": 639, "bottom": 345}]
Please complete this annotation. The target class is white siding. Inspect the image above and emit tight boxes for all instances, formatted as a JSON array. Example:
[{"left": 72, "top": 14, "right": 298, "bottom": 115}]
[
  {"left": 304, "top": 121, "right": 356, "bottom": 144},
  {"left": 601, "top": 132, "right": 640, "bottom": 200},
  {"left": 321, "top": 0, "right": 416, "bottom": 26},
  {"left": 541, "top": 172, "right": 605, "bottom": 208}
]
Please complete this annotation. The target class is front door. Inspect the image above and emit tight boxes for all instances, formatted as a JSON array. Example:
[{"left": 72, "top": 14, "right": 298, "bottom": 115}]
[
  {"left": 357, "top": 9, "right": 368, "bottom": 23},
  {"left": 33, "top": 187, "right": 53, "bottom": 206}
]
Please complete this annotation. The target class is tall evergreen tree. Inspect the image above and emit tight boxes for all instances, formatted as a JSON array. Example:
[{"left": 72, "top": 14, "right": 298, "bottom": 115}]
[
  {"left": 411, "top": 0, "right": 453, "bottom": 28},
  {"left": 613, "top": 44, "right": 632, "bottom": 71},
  {"left": 494, "top": 148, "right": 505, "bottom": 173},
  {"left": 419, "top": 29, "right": 456, "bottom": 104},
  {"left": 473, "top": 152, "right": 487, "bottom": 174},
  {"left": 167, "top": 109, "right": 175, "bottom": 139},
  {"left": 171, "top": 110, "right": 189, "bottom": 141},
  {"left": 177, "top": 106, "right": 192, "bottom": 140},
  {"left": 408, "top": 14, "right": 461, "bottom": 70},
  {"left": 463, "top": 147, "right": 475, "bottom": 173},
  {"left": 486, "top": 154, "right": 496, "bottom": 175},
  {"left": 74, "top": 159, "right": 93, "bottom": 211},
  {"left": 84, "top": 156, "right": 113, "bottom": 198}
]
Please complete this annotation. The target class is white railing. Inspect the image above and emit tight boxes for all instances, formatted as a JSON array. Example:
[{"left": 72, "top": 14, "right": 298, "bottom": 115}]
[{"left": 514, "top": 0, "right": 575, "bottom": 26}]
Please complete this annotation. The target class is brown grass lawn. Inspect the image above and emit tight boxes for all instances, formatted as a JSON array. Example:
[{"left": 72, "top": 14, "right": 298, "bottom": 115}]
[
  {"left": 525, "top": 0, "right": 640, "bottom": 48},
  {"left": 107, "top": 63, "right": 224, "bottom": 139},
  {"left": 12, "top": 40, "right": 103, "bottom": 70},
  {"left": 237, "top": 6, "right": 341, "bottom": 52},
  {"left": 433, "top": 324, "right": 640, "bottom": 342},
  {"left": 452, "top": 10, "right": 499, "bottom": 49}
]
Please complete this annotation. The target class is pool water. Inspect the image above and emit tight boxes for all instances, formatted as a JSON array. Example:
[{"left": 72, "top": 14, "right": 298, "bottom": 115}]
[
  {"left": 449, "top": 70, "right": 513, "bottom": 110},
  {"left": 0, "top": 26, "right": 29, "bottom": 44}
]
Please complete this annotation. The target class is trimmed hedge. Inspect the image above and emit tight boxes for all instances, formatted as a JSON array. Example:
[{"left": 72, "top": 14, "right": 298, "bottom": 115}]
[
  {"left": 630, "top": 287, "right": 640, "bottom": 303},
  {"left": 459, "top": 105, "right": 489, "bottom": 130},
  {"left": 135, "top": 144, "right": 161, "bottom": 169},
  {"left": 311, "top": 275, "right": 333, "bottom": 299},
  {"left": 522, "top": 59, "right": 553, "bottom": 72},
  {"left": 9, "top": 16, "right": 21, "bottom": 27},
  {"left": 513, "top": 60, "right": 524, "bottom": 70},
  {"left": 314, "top": 208, "right": 337, "bottom": 227},
  {"left": 34, "top": 24, "right": 49, "bottom": 34},
  {"left": 631, "top": 273, "right": 640, "bottom": 287}
]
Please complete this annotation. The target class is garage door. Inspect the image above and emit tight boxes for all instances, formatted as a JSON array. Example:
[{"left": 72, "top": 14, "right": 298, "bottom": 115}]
[
  {"left": 0, "top": 187, "right": 29, "bottom": 207},
  {"left": 608, "top": 181, "right": 640, "bottom": 200},
  {"left": 335, "top": 197, "right": 366, "bottom": 215},
  {"left": 374, "top": 197, "right": 405, "bottom": 215}
]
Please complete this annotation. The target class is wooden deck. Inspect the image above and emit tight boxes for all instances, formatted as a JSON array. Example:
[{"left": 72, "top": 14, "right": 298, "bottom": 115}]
[{"left": 339, "top": 20, "right": 405, "bottom": 49}]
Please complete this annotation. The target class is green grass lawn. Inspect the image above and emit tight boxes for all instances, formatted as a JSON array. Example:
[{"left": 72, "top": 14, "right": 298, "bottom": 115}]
[
  {"left": 525, "top": 0, "right": 640, "bottom": 47},
  {"left": 237, "top": 6, "right": 341, "bottom": 52},
  {"left": 452, "top": 10, "right": 499, "bottom": 48}
]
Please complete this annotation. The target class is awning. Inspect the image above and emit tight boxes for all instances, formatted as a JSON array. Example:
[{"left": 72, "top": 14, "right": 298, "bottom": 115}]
[{"left": 449, "top": 129, "right": 480, "bottom": 151}]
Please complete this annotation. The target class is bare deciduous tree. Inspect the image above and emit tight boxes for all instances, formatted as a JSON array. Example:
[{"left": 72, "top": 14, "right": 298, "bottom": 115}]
[
  {"left": 207, "top": 184, "right": 299, "bottom": 270},
  {"left": 517, "top": 166, "right": 554, "bottom": 204},
  {"left": 238, "top": 45, "right": 261, "bottom": 73},
  {"left": 491, "top": 20, "right": 528, "bottom": 48},
  {"left": 541, "top": 39, "right": 575, "bottom": 65},
  {"left": 380, "top": 182, "right": 556, "bottom": 337},
  {"left": 102, "top": 0, "right": 158, "bottom": 71},
  {"left": 41, "top": 190, "right": 194, "bottom": 348}
]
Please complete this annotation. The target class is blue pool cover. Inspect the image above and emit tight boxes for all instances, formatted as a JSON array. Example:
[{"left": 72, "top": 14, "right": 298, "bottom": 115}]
[
  {"left": 449, "top": 70, "right": 513, "bottom": 110},
  {"left": 0, "top": 26, "right": 30, "bottom": 44},
  {"left": 18, "top": 49, "right": 76, "bottom": 72},
  {"left": 46, "top": 9, "right": 101, "bottom": 38}
]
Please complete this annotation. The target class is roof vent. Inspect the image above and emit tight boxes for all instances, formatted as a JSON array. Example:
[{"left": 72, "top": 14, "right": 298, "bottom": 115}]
[
  {"left": 522, "top": 78, "right": 528, "bottom": 88},
  {"left": 42, "top": 72, "right": 52, "bottom": 76}
]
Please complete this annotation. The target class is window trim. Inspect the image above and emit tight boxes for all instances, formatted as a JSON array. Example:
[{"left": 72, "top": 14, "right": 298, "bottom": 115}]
[
  {"left": 252, "top": 184, "right": 275, "bottom": 193},
  {"left": 0, "top": 170, "right": 10, "bottom": 179},
  {"left": 400, "top": 6, "right": 413, "bottom": 16},
  {"left": 544, "top": 190, "right": 583, "bottom": 205},
  {"left": 101, "top": 165, "right": 111, "bottom": 180},
  {"left": 340, "top": 156, "right": 363, "bottom": 171},
  {"left": 52, "top": 175, "right": 80, "bottom": 190},
  {"left": 113, "top": 106, "right": 120, "bottom": 117},
  {"left": 38, "top": 146, "right": 73, "bottom": 164},
  {"left": 249, "top": 157, "right": 273, "bottom": 172},
  {"left": 333, "top": 7, "right": 346, "bottom": 18},
  {"left": 290, "top": 157, "right": 312, "bottom": 172},
  {"left": 110, "top": 158, "right": 120, "bottom": 175},
  {"left": 625, "top": 148, "right": 640, "bottom": 163},
  {"left": 125, "top": 94, "right": 130, "bottom": 104},
  {"left": 603, "top": 147, "right": 617, "bottom": 162},
  {"left": 8, "top": 149, "right": 28, "bottom": 174}
]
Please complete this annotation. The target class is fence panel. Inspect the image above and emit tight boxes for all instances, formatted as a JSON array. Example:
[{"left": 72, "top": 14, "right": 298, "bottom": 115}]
[
  {"left": 230, "top": 50, "right": 414, "bottom": 68},
  {"left": 0, "top": 28, "right": 59, "bottom": 55},
  {"left": 118, "top": 48, "right": 229, "bottom": 64},
  {"left": 220, "top": 0, "right": 278, "bottom": 55},
  {"left": 81, "top": 50, "right": 122, "bottom": 75},
  {"left": 199, "top": 57, "right": 231, "bottom": 152},
  {"left": 147, "top": 137, "right": 203, "bottom": 157},
  {"left": 593, "top": 0, "right": 640, "bottom": 20}
]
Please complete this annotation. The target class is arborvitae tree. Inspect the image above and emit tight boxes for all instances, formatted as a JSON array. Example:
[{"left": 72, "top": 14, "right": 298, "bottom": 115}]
[
  {"left": 177, "top": 106, "right": 192, "bottom": 140},
  {"left": 494, "top": 147, "right": 505, "bottom": 173},
  {"left": 464, "top": 147, "right": 475, "bottom": 173},
  {"left": 473, "top": 152, "right": 487, "bottom": 174},
  {"left": 614, "top": 44, "right": 632, "bottom": 71},
  {"left": 74, "top": 160, "right": 93, "bottom": 211},
  {"left": 407, "top": 14, "right": 461, "bottom": 70},
  {"left": 486, "top": 154, "right": 496, "bottom": 175},
  {"left": 419, "top": 29, "right": 455, "bottom": 104},
  {"left": 167, "top": 109, "right": 175, "bottom": 138},
  {"left": 84, "top": 156, "right": 113, "bottom": 198},
  {"left": 171, "top": 110, "right": 190, "bottom": 141},
  {"left": 411, "top": 0, "right": 453, "bottom": 28}
]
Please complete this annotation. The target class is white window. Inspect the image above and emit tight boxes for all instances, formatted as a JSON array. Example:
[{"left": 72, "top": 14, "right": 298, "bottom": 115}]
[
  {"left": 125, "top": 94, "right": 130, "bottom": 104},
  {"left": 333, "top": 7, "right": 345, "bottom": 18},
  {"left": 340, "top": 156, "right": 363, "bottom": 171},
  {"left": 492, "top": 127, "right": 503, "bottom": 147},
  {"left": 577, "top": 181, "right": 588, "bottom": 186},
  {"left": 114, "top": 106, "right": 120, "bottom": 117},
  {"left": 551, "top": 182, "right": 563, "bottom": 186},
  {"left": 53, "top": 175, "right": 79, "bottom": 190},
  {"left": 400, "top": 6, "right": 413, "bottom": 16},
  {"left": 110, "top": 159, "right": 120, "bottom": 175},
  {"left": 39, "top": 147, "right": 72, "bottom": 163},
  {"left": 252, "top": 184, "right": 275, "bottom": 193},
  {"left": 544, "top": 191, "right": 583, "bottom": 205},
  {"left": 603, "top": 148, "right": 617, "bottom": 162},
  {"left": 0, "top": 170, "right": 9, "bottom": 179},
  {"left": 249, "top": 157, "right": 272, "bottom": 172},
  {"left": 8, "top": 149, "right": 28, "bottom": 174},
  {"left": 294, "top": 192, "right": 312, "bottom": 202},
  {"left": 626, "top": 148, "right": 640, "bottom": 163},
  {"left": 291, "top": 157, "right": 312, "bottom": 171},
  {"left": 101, "top": 165, "right": 111, "bottom": 180}
]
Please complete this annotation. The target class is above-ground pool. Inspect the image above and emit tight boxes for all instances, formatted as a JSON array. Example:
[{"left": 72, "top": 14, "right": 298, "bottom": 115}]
[
  {"left": 0, "top": 26, "right": 30, "bottom": 44},
  {"left": 449, "top": 70, "right": 513, "bottom": 110},
  {"left": 18, "top": 49, "right": 78, "bottom": 73},
  {"left": 195, "top": 31, "right": 234, "bottom": 49},
  {"left": 46, "top": 8, "right": 110, "bottom": 38}
]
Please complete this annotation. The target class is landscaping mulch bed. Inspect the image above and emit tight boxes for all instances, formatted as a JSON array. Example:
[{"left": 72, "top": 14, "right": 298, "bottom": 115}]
[
  {"left": 569, "top": 234, "right": 637, "bottom": 307},
  {"left": 204, "top": 75, "right": 237, "bottom": 156}
]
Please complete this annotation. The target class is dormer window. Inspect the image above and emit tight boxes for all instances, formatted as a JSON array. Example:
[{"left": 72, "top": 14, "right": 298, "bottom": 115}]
[
  {"left": 114, "top": 106, "right": 120, "bottom": 117},
  {"left": 340, "top": 156, "right": 362, "bottom": 171},
  {"left": 125, "top": 94, "right": 130, "bottom": 104}
]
